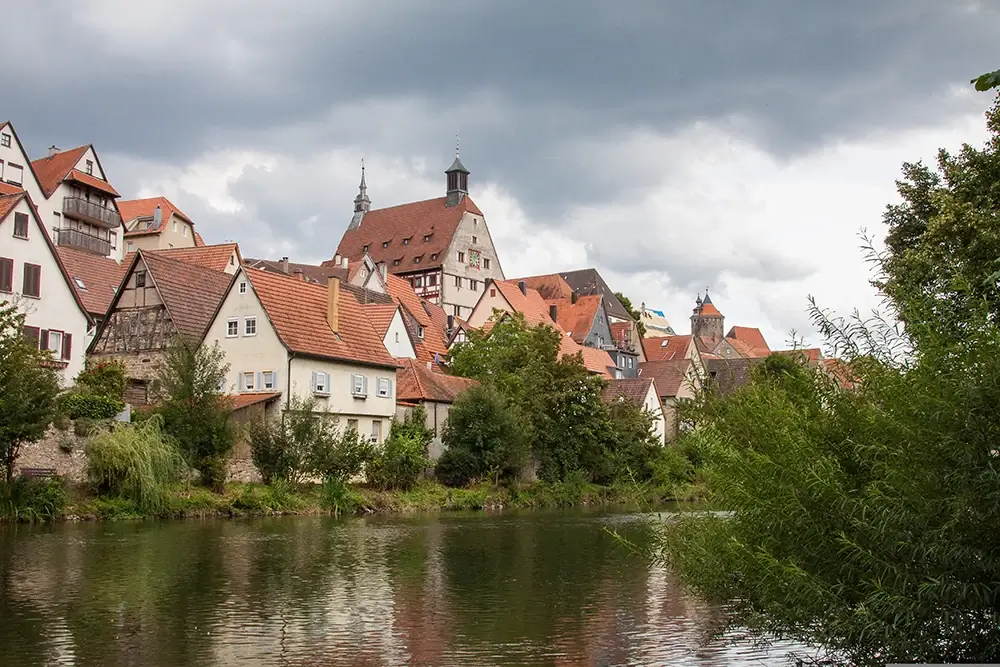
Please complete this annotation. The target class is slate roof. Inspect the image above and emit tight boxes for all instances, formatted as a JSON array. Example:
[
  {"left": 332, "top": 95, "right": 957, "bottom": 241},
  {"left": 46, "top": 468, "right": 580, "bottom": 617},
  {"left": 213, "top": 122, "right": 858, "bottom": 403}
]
[
  {"left": 31, "top": 146, "right": 119, "bottom": 198},
  {"left": 56, "top": 246, "right": 128, "bottom": 318},
  {"left": 643, "top": 335, "right": 694, "bottom": 362},
  {"left": 396, "top": 359, "right": 478, "bottom": 403},
  {"left": 137, "top": 252, "right": 235, "bottom": 342},
  {"left": 601, "top": 377, "right": 655, "bottom": 406},
  {"left": 639, "top": 359, "right": 694, "bottom": 397},
  {"left": 555, "top": 268, "right": 632, "bottom": 321},
  {"left": 245, "top": 267, "right": 398, "bottom": 369},
  {"left": 334, "top": 195, "right": 483, "bottom": 273}
]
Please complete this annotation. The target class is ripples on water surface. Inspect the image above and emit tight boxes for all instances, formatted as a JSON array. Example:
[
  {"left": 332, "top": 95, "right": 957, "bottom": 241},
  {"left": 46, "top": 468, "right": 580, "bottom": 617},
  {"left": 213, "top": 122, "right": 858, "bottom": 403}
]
[{"left": 0, "top": 508, "right": 809, "bottom": 666}]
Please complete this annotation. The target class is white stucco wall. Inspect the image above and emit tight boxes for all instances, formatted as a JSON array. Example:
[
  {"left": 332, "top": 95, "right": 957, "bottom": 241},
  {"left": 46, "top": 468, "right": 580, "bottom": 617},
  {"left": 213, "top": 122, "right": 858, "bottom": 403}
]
[
  {"left": 382, "top": 308, "right": 416, "bottom": 359},
  {"left": 439, "top": 211, "right": 505, "bottom": 319},
  {"left": 465, "top": 282, "right": 513, "bottom": 329},
  {"left": 643, "top": 382, "right": 666, "bottom": 445},
  {"left": 0, "top": 197, "right": 89, "bottom": 385},
  {"left": 0, "top": 123, "right": 45, "bottom": 211}
]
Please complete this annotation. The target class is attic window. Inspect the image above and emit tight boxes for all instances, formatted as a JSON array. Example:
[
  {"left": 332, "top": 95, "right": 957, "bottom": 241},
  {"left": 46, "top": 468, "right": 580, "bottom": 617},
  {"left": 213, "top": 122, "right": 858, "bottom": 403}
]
[
  {"left": 430, "top": 253, "right": 438, "bottom": 260},
  {"left": 393, "top": 259, "right": 401, "bottom": 266},
  {"left": 74, "top": 278, "right": 86, "bottom": 290},
  {"left": 418, "top": 326, "right": 425, "bottom": 339},
  {"left": 0, "top": 133, "right": 9, "bottom": 148},
  {"left": 402, "top": 237, "right": 411, "bottom": 246},
  {"left": 363, "top": 244, "right": 370, "bottom": 252},
  {"left": 414, "top": 255, "right": 422, "bottom": 264},
  {"left": 382, "top": 241, "right": 389, "bottom": 248},
  {"left": 85, "top": 160, "right": 94, "bottom": 175},
  {"left": 472, "top": 236, "right": 477, "bottom": 244},
  {"left": 135, "top": 271, "right": 146, "bottom": 288},
  {"left": 423, "top": 234, "right": 432, "bottom": 242}
]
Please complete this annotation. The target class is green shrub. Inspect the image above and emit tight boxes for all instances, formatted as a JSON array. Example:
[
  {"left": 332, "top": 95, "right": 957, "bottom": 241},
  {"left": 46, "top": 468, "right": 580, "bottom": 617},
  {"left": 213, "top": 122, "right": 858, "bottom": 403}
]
[
  {"left": 0, "top": 476, "right": 67, "bottom": 522},
  {"left": 309, "top": 426, "right": 375, "bottom": 482},
  {"left": 85, "top": 418, "right": 183, "bottom": 513},
  {"left": 73, "top": 418, "right": 99, "bottom": 438},
  {"left": 320, "top": 476, "right": 362, "bottom": 515},
  {"left": 601, "top": 401, "right": 661, "bottom": 485},
  {"left": 651, "top": 444, "right": 695, "bottom": 489},
  {"left": 52, "top": 413, "right": 71, "bottom": 431},
  {"left": 60, "top": 392, "right": 123, "bottom": 420},
  {"left": 434, "top": 447, "right": 480, "bottom": 488},
  {"left": 74, "top": 359, "right": 127, "bottom": 401},
  {"left": 231, "top": 480, "right": 300, "bottom": 514},
  {"left": 368, "top": 413, "right": 430, "bottom": 491}
]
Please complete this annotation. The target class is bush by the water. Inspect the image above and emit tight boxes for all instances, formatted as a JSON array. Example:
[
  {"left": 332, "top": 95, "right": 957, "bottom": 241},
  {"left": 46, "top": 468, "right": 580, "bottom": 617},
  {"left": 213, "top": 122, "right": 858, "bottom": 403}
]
[
  {"left": 367, "top": 408, "right": 431, "bottom": 491},
  {"left": 0, "top": 476, "right": 67, "bottom": 522},
  {"left": 86, "top": 418, "right": 183, "bottom": 513},
  {"left": 436, "top": 384, "right": 527, "bottom": 486}
]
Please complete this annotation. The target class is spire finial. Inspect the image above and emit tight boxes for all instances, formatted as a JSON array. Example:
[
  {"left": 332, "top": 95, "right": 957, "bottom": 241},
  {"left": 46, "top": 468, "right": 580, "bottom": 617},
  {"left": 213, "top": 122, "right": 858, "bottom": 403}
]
[
  {"left": 360, "top": 158, "right": 366, "bottom": 187},
  {"left": 456, "top": 131, "right": 461, "bottom": 159}
]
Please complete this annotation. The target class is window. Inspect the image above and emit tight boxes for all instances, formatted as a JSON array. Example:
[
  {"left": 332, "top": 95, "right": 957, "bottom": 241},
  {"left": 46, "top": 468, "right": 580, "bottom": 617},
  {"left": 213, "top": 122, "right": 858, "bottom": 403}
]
[
  {"left": 454, "top": 275, "right": 462, "bottom": 288},
  {"left": 402, "top": 237, "right": 410, "bottom": 246},
  {"left": 484, "top": 258, "right": 491, "bottom": 270},
  {"left": 363, "top": 244, "right": 370, "bottom": 252},
  {"left": 414, "top": 255, "right": 422, "bottom": 264},
  {"left": 417, "top": 326, "right": 425, "bottom": 339},
  {"left": 183, "top": 225, "right": 188, "bottom": 237},
  {"left": 472, "top": 236, "right": 477, "bottom": 244},
  {"left": 382, "top": 241, "right": 389, "bottom": 248},
  {"left": 22, "top": 263, "right": 40, "bottom": 297},
  {"left": 239, "top": 281, "right": 247, "bottom": 294},
  {"left": 413, "top": 276, "right": 423, "bottom": 288},
  {"left": 377, "top": 377, "right": 392, "bottom": 398},
  {"left": 351, "top": 373, "right": 368, "bottom": 396},
  {"left": 229, "top": 255, "right": 235, "bottom": 266},
  {"left": 371, "top": 419, "right": 382, "bottom": 443},
  {"left": 46, "top": 330, "right": 63, "bottom": 356},
  {"left": 428, "top": 273, "right": 437, "bottom": 286},
  {"left": 85, "top": 160, "right": 94, "bottom": 175},
  {"left": 243, "top": 372, "right": 255, "bottom": 391},
  {"left": 490, "top": 288, "right": 496, "bottom": 297},
  {"left": 172, "top": 220, "right": 178, "bottom": 232},
  {"left": 457, "top": 251, "right": 464, "bottom": 263},
  {"left": 347, "top": 418, "right": 359, "bottom": 433},
  {"left": 6, "top": 163, "right": 22, "bottom": 186},
  {"left": 109, "top": 230, "right": 116, "bottom": 250},
  {"left": 453, "top": 305, "right": 462, "bottom": 317},
  {"left": 393, "top": 259, "right": 400, "bottom": 266},
  {"left": 470, "top": 280, "right": 478, "bottom": 291},
  {"left": 13, "top": 212, "right": 28, "bottom": 239},
  {"left": 135, "top": 271, "right": 146, "bottom": 288},
  {"left": 244, "top": 317, "right": 257, "bottom": 336},
  {"left": 0, "top": 133, "right": 9, "bottom": 147},
  {"left": 312, "top": 371, "right": 330, "bottom": 395},
  {"left": 127, "top": 242, "right": 134, "bottom": 253},
  {"left": 0, "top": 257, "right": 12, "bottom": 292},
  {"left": 74, "top": 278, "right": 86, "bottom": 290},
  {"left": 262, "top": 371, "right": 275, "bottom": 390},
  {"left": 431, "top": 253, "right": 438, "bottom": 260},
  {"left": 394, "top": 331, "right": 399, "bottom": 343},
  {"left": 226, "top": 318, "right": 239, "bottom": 337}
]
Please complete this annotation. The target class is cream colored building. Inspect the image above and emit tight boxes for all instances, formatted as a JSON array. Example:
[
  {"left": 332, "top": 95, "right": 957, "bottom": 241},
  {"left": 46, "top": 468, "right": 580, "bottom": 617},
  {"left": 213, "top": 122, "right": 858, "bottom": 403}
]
[
  {"left": 119, "top": 197, "right": 201, "bottom": 252},
  {"left": 204, "top": 266, "right": 400, "bottom": 442}
]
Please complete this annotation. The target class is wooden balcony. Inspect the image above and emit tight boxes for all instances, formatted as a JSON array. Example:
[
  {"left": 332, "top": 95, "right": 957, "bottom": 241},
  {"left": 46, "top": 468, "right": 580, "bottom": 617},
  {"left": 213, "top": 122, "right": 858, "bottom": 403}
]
[
  {"left": 62, "top": 197, "right": 121, "bottom": 229},
  {"left": 54, "top": 227, "right": 111, "bottom": 256}
]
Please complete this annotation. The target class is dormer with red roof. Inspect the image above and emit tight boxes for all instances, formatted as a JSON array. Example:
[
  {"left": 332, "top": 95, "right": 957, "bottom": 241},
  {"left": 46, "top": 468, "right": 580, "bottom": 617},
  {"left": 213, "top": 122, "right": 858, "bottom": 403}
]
[
  {"left": 30, "top": 143, "right": 124, "bottom": 263},
  {"left": 119, "top": 197, "right": 200, "bottom": 253},
  {"left": 332, "top": 153, "right": 505, "bottom": 322}
]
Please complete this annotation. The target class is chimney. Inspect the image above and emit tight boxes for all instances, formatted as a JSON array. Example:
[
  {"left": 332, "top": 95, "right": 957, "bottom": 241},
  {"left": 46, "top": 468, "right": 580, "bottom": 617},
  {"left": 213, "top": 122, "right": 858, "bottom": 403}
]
[
  {"left": 294, "top": 268, "right": 305, "bottom": 281},
  {"left": 280, "top": 256, "right": 289, "bottom": 274},
  {"left": 341, "top": 256, "right": 349, "bottom": 269},
  {"left": 48, "top": 145, "right": 60, "bottom": 157},
  {"left": 549, "top": 304, "right": 558, "bottom": 321},
  {"left": 518, "top": 280, "right": 526, "bottom": 295},
  {"left": 153, "top": 206, "right": 162, "bottom": 227},
  {"left": 327, "top": 276, "right": 340, "bottom": 333},
  {"left": 571, "top": 292, "right": 578, "bottom": 304}
]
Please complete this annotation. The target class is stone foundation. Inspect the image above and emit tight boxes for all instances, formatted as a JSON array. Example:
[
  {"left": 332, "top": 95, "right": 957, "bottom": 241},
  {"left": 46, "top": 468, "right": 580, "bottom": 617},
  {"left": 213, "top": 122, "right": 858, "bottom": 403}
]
[{"left": 13, "top": 425, "right": 89, "bottom": 483}]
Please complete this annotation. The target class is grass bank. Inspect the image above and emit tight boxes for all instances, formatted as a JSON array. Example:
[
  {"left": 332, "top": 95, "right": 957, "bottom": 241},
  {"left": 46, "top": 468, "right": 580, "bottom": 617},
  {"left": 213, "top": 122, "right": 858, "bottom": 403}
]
[{"left": 1, "top": 477, "right": 708, "bottom": 523}]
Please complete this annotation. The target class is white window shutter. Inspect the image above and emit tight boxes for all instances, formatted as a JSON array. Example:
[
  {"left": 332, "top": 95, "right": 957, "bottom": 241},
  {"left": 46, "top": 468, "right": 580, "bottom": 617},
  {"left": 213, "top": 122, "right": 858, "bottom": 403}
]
[
  {"left": 363, "top": 375, "right": 369, "bottom": 395},
  {"left": 312, "top": 371, "right": 318, "bottom": 391},
  {"left": 388, "top": 379, "right": 393, "bottom": 397},
  {"left": 256, "top": 372, "right": 262, "bottom": 391},
  {"left": 273, "top": 370, "right": 279, "bottom": 391}
]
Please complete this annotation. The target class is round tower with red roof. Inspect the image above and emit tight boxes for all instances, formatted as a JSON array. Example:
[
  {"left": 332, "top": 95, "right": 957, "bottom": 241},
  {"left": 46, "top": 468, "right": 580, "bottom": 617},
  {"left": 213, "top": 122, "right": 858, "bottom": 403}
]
[{"left": 691, "top": 289, "right": 724, "bottom": 343}]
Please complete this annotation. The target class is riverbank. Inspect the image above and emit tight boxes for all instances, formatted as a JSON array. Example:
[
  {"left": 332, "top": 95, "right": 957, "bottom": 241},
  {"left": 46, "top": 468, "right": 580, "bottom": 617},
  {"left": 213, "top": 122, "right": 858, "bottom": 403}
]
[{"left": 2, "top": 478, "right": 709, "bottom": 523}]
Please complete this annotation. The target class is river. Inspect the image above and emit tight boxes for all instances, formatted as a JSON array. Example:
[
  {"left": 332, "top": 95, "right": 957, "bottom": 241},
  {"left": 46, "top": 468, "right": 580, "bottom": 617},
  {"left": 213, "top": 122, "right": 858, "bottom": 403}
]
[{"left": 0, "top": 507, "right": 809, "bottom": 666}]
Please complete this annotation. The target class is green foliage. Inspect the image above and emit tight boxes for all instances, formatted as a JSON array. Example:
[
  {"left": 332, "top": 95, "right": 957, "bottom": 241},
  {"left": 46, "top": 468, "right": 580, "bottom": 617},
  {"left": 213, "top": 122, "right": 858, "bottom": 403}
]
[
  {"left": 74, "top": 359, "right": 126, "bottom": 401},
  {"left": 309, "top": 423, "right": 375, "bottom": 482},
  {"left": 437, "top": 384, "right": 528, "bottom": 486},
  {"left": 0, "top": 302, "right": 61, "bottom": 482},
  {"left": 971, "top": 69, "right": 1000, "bottom": 91},
  {"left": 231, "top": 479, "right": 300, "bottom": 513},
  {"left": 614, "top": 291, "right": 646, "bottom": 336},
  {"left": 59, "top": 392, "right": 123, "bottom": 420},
  {"left": 602, "top": 400, "right": 662, "bottom": 484},
  {"left": 650, "top": 444, "right": 694, "bottom": 490},
  {"left": 0, "top": 476, "right": 67, "bottom": 522},
  {"left": 319, "top": 476, "right": 362, "bottom": 515},
  {"left": 156, "top": 340, "right": 235, "bottom": 490},
  {"left": 368, "top": 408, "right": 431, "bottom": 491},
  {"left": 85, "top": 418, "right": 184, "bottom": 514}
]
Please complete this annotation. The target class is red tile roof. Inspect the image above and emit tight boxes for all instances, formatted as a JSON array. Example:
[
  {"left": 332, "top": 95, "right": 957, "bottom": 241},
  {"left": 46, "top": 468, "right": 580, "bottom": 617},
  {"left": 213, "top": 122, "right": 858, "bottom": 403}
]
[
  {"left": 226, "top": 392, "right": 282, "bottom": 411},
  {"left": 610, "top": 321, "right": 631, "bottom": 345},
  {"left": 639, "top": 359, "right": 694, "bottom": 397},
  {"left": 383, "top": 273, "right": 452, "bottom": 368},
  {"left": 334, "top": 196, "right": 483, "bottom": 273},
  {"left": 774, "top": 348, "right": 823, "bottom": 364},
  {"left": 698, "top": 302, "right": 722, "bottom": 317},
  {"left": 136, "top": 252, "right": 235, "bottom": 342},
  {"left": 727, "top": 326, "right": 769, "bottom": 351},
  {"left": 551, "top": 294, "right": 601, "bottom": 344},
  {"left": 56, "top": 246, "right": 129, "bottom": 317},
  {"left": 396, "top": 359, "right": 478, "bottom": 403},
  {"left": 0, "top": 192, "right": 20, "bottom": 219},
  {"left": 245, "top": 267, "right": 398, "bottom": 369},
  {"left": 66, "top": 169, "right": 120, "bottom": 197},
  {"left": 150, "top": 243, "right": 241, "bottom": 273},
  {"left": 0, "top": 182, "right": 23, "bottom": 197},
  {"left": 31, "top": 146, "right": 119, "bottom": 198},
  {"left": 601, "top": 377, "right": 655, "bottom": 406},
  {"left": 362, "top": 303, "right": 400, "bottom": 338},
  {"left": 120, "top": 196, "right": 191, "bottom": 236},
  {"left": 519, "top": 273, "right": 574, "bottom": 300},
  {"left": 194, "top": 231, "right": 206, "bottom": 246},
  {"left": 823, "top": 358, "right": 856, "bottom": 390},
  {"left": 643, "top": 335, "right": 693, "bottom": 361}
]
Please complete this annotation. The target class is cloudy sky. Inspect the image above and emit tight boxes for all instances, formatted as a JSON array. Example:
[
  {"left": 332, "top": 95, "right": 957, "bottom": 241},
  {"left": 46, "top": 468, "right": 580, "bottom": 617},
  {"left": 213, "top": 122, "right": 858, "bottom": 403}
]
[{"left": 4, "top": 1, "right": 998, "bottom": 347}]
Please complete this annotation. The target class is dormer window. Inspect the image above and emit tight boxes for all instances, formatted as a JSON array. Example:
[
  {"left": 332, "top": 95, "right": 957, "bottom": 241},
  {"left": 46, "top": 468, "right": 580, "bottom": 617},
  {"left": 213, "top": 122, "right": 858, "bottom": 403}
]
[
  {"left": 393, "top": 259, "right": 401, "bottom": 266},
  {"left": 363, "top": 244, "right": 370, "bottom": 252},
  {"left": 418, "top": 326, "right": 425, "bottom": 339},
  {"left": 402, "top": 237, "right": 411, "bottom": 246},
  {"left": 414, "top": 255, "right": 422, "bottom": 264},
  {"left": 382, "top": 241, "right": 389, "bottom": 248},
  {"left": 423, "top": 234, "right": 432, "bottom": 242}
]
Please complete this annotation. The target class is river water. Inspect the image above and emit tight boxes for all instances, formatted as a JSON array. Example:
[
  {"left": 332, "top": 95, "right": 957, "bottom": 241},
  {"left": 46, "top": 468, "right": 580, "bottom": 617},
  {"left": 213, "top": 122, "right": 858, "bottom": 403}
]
[{"left": 0, "top": 507, "right": 809, "bottom": 666}]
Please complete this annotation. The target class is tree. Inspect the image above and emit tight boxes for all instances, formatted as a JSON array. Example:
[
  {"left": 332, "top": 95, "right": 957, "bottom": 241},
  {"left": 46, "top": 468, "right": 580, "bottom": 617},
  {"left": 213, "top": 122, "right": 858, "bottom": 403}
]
[
  {"left": 0, "top": 302, "right": 60, "bottom": 482},
  {"left": 367, "top": 407, "right": 432, "bottom": 491},
  {"left": 156, "top": 340, "right": 235, "bottom": 490},
  {"left": 972, "top": 69, "right": 1000, "bottom": 91},
  {"left": 614, "top": 292, "right": 646, "bottom": 337},
  {"left": 877, "top": 97, "right": 1000, "bottom": 343}
]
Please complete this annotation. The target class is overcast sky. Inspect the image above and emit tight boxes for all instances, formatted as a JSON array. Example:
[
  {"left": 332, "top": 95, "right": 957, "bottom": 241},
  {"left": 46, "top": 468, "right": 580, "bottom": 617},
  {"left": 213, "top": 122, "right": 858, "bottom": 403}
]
[{"left": 4, "top": 1, "right": 998, "bottom": 348}]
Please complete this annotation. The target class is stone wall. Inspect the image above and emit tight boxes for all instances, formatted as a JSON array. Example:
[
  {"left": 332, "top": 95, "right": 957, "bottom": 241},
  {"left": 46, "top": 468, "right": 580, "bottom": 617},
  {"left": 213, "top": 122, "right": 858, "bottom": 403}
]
[{"left": 13, "top": 425, "right": 90, "bottom": 483}]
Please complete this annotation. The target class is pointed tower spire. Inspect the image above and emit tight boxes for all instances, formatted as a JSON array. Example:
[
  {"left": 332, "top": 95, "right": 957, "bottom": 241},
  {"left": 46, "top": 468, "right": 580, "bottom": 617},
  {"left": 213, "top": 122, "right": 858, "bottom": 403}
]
[
  {"left": 348, "top": 158, "right": 371, "bottom": 230},
  {"left": 445, "top": 135, "right": 470, "bottom": 207}
]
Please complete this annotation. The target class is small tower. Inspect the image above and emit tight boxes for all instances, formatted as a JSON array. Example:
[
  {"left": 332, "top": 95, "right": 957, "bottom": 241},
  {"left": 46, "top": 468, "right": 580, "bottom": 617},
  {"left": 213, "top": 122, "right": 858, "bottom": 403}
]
[
  {"left": 690, "top": 289, "right": 724, "bottom": 342},
  {"left": 348, "top": 160, "right": 371, "bottom": 231},
  {"left": 445, "top": 137, "right": 469, "bottom": 207}
]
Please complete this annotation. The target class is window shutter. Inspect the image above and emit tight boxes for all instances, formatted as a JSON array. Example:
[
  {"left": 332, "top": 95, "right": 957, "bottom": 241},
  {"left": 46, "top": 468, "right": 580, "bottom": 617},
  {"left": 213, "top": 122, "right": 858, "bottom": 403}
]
[
  {"left": 312, "top": 371, "right": 318, "bottom": 391},
  {"left": 23, "top": 326, "right": 39, "bottom": 348},
  {"left": 272, "top": 370, "right": 279, "bottom": 391},
  {"left": 62, "top": 333, "right": 72, "bottom": 360},
  {"left": 256, "top": 372, "right": 262, "bottom": 391},
  {"left": 40, "top": 329, "right": 49, "bottom": 351},
  {"left": 362, "top": 375, "right": 369, "bottom": 395},
  {"left": 0, "top": 258, "right": 12, "bottom": 292},
  {"left": 388, "top": 379, "right": 393, "bottom": 397}
]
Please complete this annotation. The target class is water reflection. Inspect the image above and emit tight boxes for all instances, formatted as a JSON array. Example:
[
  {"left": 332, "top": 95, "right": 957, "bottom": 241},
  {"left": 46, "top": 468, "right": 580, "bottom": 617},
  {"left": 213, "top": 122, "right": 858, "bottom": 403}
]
[{"left": 0, "top": 509, "right": 803, "bottom": 666}]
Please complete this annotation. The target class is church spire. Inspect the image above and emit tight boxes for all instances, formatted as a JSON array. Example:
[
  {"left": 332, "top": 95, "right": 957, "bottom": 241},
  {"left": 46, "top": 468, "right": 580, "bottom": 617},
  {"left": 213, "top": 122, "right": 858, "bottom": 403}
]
[
  {"left": 348, "top": 159, "right": 371, "bottom": 230},
  {"left": 445, "top": 135, "right": 470, "bottom": 207}
]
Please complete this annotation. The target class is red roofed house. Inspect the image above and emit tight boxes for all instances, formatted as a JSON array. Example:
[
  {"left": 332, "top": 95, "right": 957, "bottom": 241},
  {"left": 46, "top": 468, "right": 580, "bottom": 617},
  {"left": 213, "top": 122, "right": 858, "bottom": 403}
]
[
  {"left": 331, "top": 156, "right": 505, "bottom": 320},
  {"left": 601, "top": 377, "right": 666, "bottom": 444},
  {"left": 0, "top": 187, "right": 93, "bottom": 384},
  {"left": 395, "top": 358, "right": 478, "bottom": 458},
  {"left": 689, "top": 291, "right": 771, "bottom": 361},
  {"left": 637, "top": 358, "right": 701, "bottom": 442},
  {"left": 119, "top": 197, "right": 202, "bottom": 252},
  {"left": 88, "top": 250, "right": 236, "bottom": 404},
  {"left": 203, "top": 266, "right": 401, "bottom": 445}
]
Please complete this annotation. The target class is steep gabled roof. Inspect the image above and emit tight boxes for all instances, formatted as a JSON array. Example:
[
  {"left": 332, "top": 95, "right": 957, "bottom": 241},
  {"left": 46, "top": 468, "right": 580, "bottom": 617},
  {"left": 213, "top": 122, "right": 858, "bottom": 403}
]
[
  {"left": 120, "top": 196, "right": 193, "bottom": 235},
  {"left": 56, "top": 246, "right": 128, "bottom": 318},
  {"left": 639, "top": 359, "right": 694, "bottom": 398},
  {"left": 643, "top": 335, "right": 694, "bottom": 362},
  {"left": 138, "top": 252, "right": 235, "bottom": 342},
  {"left": 244, "top": 267, "right": 398, "bottom": 369},
  {"left": 0, "top": 192, "right": 94, "bottom": 325},
  {"left": 704, "top": 357, "right": 764, "bottom": 395},
  {"left": 520, "top": 273, "right": 575, "bottom": 300},
  {"left": 396, "top": 359, "right": 478, "bottom": 403},
  {"left": 555, "top": 268, "right": 632, "bottom": 321},
  {"left": 601, "top": 377, "right": 655, "bottom": 406},
  {"left": 383, "top": 273, "right": 451, "bottom": 368},
  {"left": 726, "top": 326, "right": 770, "bottom": 357},
  {"left": 334, "top": 196, "right": 483, "bottom": 273},
  {"left": 151, "top": 243, "right": 241, "bottom": 273},
  {"left": 362, "top": 303, "right": 400, "bottom": 338},
  {"left": 30, "top": 145, "right": 121, "bottom": 198},
  {"left": 551, "top": 294, "right": 602, "bottom": 344}
]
